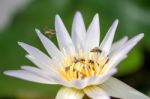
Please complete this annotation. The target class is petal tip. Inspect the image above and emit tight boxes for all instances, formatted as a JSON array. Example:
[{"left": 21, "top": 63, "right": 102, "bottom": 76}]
[
  {"left": 114, "top": 19, "right": 119, "bottom": 25},
  {"left": 35, "top": 28, "right": 42, "bottom": 38},
  {"left": 18, "top": 41, "right": 23, "bottom": 46},
  {"left": 55, "top": 14, "right": 63, "bottom": 28},
  {"left": 3, "top": 71, "right": 8, "bottom": 75},
  {"left": 122, "top": 36, "right": 128, "bottom": 42},
  {"left": 75, "top": 11, "right": 82, "bottom": 16},
  {"left": 95, "top": 13, "right": 99, "bottom": 17},
  {"left": 3, "top": 70, "right": 12, "bottom": 76},
  {"left": 137, "top": 33, "right": 144, "bottom": 41},
  {"left": 133, "top": 33, "right": 144, "bottom": 42},
  {"left": 74, "top": 11, "right": 83, "bottom": 22},
  {"left": 55, "top": 14, "right": 61, "bottom": 21},
  {"left": 139, "top": 33, "right": 144, "bottom": 37},
  {"left": 35, "top": 28, "right": 40, "bottom": 34},
  {"left": 92, "top": 13, "right": 99, "bottom": 22}
]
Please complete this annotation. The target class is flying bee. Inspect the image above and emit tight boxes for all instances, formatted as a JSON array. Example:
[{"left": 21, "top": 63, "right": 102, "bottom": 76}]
[
  {"left": 90, "top": 47, "right": 102, "bottom": 53},
  {"left": 44, "top": 27, "right": 56, "bottom": 37},
  {"left": 45, "top": 28, "right": 55, "bottom": 36}
]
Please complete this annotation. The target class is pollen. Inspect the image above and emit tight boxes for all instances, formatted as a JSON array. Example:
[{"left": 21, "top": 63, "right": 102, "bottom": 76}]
[{"left": 59, "top": 50, "right": 109, "bottom": 81}]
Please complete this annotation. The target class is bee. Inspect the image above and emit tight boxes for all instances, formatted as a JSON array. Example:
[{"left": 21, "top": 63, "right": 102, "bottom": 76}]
[
  {"left": 44, "top": 27, "right": 56, "bottom": 37},
  {"left": 73, "top": 57, "right": 85, "bottom": 63},
  {"left": 89, "top": 60, "right": 94, "bottom": 64},
  {"left": 73, "top": 57, "right": 79, "bottom": 63},
  {"left": 105, "top": 58, "right": 109, "bottom": 64},
  {"left": 79, "top": 58, "right": 85, "bottom": 62},
  {"left": 90, "top": 47, "right": 102, "bottom": 53}
]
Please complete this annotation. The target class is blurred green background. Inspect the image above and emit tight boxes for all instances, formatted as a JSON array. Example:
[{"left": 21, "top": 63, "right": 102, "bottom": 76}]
[{"left": 0, "top": 0, "right": 150, "bottom": 99}]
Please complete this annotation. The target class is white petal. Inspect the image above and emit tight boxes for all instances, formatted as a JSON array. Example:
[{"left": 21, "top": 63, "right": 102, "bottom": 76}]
[
  {"left": 70, "top": 78, "right": 89, "bottom": 89},
  {"left": 25, "top": 55, "right": 69, "bottom": 86},
  {"left": 21, "top": 65, "right": 51, "bottom": 77},
  {"left": 111, "top": 33, "right": 144, "bottom": 57},
  {"left": 68, "top": 68, "right": 117, "bottom": 89},
  {"left": 103, "top": 55, "right": 127, "bottom": 73},
  {"left": 21, "top": 66, "right": 57, "bottom": 83},
  {"left": 56, "top": 87, "right": 84, "bottom": 99},
  {"left": 4, "top": 70, "right": 53, "bottom": 84},
  {"left": 106, "top": 33, "right": 144, "bottom": 70},
  {"left": 84, "top": 86, "right": 110, "bottom": 99},
  {"left": 55, "top": 15, "right": 75, "bottom": 54},
  {"left": 71, "top": 11, "right": 86, "bottom": 51},
  {"left": 100, "top": 20, "right": 118, "bottom": 55},
  {"left": 35, "top": 29, "right": 64, "bottom": 60},
  {"left": 18, "top": 42, "right": 51, "bottom": 64},
  {"left": 21, "top": 65, "right": 68, "bottom": 86},
  {"left": 25, "top": 55, "right": 55, "bottom": 71},
  {"left": 110, "top": 36, "right": 128, "bottom": 53},
  {"left": 92, "top": 68, "right": 117, "bottom": 85},
  {"left": 85, "top": 14, "right": 100, "bottom": 51},
  {"left": 116, "top": 33, "right": 144, "bottom": 55},
  {"left": 86, "top": 68, "right": 117, "bottom": 88},
  {"left": 100, "top": 77, "right": 150, "bottom": 99},
  {"left": 18, "top": 42, "right": 55, "bottom": 70}
]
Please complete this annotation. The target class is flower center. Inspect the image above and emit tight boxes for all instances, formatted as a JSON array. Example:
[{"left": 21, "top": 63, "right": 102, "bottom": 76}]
[{"left": 59, "top": 48, "right": 109, "bottom": 81}]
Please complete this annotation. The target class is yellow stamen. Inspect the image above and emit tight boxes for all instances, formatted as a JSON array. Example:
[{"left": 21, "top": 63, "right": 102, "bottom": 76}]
[{"left": 59, "top": 51, "right": 108, "bottom": 81}]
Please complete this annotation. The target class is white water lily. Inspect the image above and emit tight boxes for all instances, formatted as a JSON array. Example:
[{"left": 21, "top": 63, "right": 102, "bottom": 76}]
[{"left": 4, "top": 12, "right": 150, "bottom": 99}]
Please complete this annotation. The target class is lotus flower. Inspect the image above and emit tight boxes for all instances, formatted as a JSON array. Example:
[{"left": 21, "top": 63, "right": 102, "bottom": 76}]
[{"left": 4, "top": 12, "right": 150, "bottom": 99}]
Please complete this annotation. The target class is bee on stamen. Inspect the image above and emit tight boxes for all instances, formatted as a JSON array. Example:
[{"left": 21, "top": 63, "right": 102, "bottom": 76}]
[
  {"left": 76, "top": 71, "right": 80, "bottom": 79},
  {"left": 89, "top": 60, "right": 94, "bottom": 64},
  {"left": 72, "top": 68, "right": 76, "bottom": 72},
  {"left": 73, "top": 57, "right": 79, "bottom": 63},
  {"left": 105, "top": 59, "right": 109, "bottom": 64},
  {"left": 96, "top": 62, "right": 99, "bottom": 66},
  {"left": 90, "top": 47, "right": 102, "bottom": 53},
  {"left": 79, "top": 58, "right": 85, "bottom": 62},
  {"left": 65, "top": 66, "right": 70, "bottom": 71}
]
